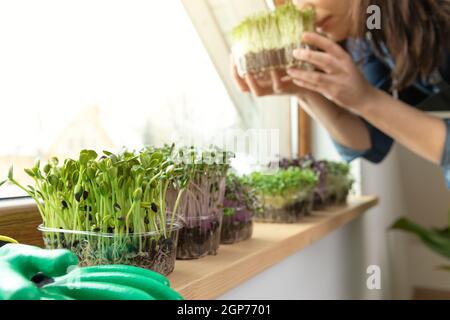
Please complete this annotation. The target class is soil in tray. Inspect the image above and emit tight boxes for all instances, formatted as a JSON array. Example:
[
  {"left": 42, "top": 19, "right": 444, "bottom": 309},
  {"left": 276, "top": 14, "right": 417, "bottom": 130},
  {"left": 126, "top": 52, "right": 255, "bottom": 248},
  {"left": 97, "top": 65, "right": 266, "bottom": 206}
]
[
  {"left": 42, "top": 233, "right": 178, "bottom": 276},
  {"left": 313, "top": 187, "right": 350, "bottom": 209},
  {"left": 221, "top": 218, "right": 253, "bottom": 244},
  {"left": 312, "top": 192, "right": 327, "bottom": 210},
  {"left": 254, "top": 198, "right": 312, "bottom": 223},
  {"left": 176, "top": 216, "right": 222, "bottom": 260}
]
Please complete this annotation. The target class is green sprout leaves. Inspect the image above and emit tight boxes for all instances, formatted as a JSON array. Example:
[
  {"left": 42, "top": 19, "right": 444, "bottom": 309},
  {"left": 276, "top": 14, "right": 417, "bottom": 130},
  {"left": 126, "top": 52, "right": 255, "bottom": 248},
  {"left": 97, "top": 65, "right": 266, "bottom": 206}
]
[
  {"left": 7, "top": 147, "right": 193, "bottom": 238},
  {"left": 325, "top": 161, "right": 351, "bottom": 176},
  {"left": 79, "top": 150, "right": 98, "bottom": 166},
  {"left": 323, "top": 161, "right": 354, "bottom": 198},
  {"left": 244, "top": 167, "right": 318, "bottom": 197},
  {"left": 231, "top": 3, "right": 315, "bottom": 53},
  {"left": 6, "top": 144, "right": 235, "bottom": 242},
  {"left": 163, "top": 145, "right": 233, "bottom": 223},
  {"left": 8, "top": 166, "right": 13, "bottom": 181}
]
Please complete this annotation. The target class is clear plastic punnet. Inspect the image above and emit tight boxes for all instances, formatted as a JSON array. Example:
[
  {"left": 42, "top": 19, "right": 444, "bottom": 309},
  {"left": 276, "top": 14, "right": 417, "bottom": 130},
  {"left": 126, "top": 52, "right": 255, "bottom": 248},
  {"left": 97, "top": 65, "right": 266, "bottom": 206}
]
[
  {"left": 231, "top": 3, "right": 315, "bottom": 79},
  {"left": 176, "top": 214, "right": 223, "bottom": 260},
  {"left": 220, "top": 174, "right": 257, "bottom": 244},
  {"left": 324, "top": 162, "right": 354, "bottom": 206},
  {"left": 245, "top": 168, "right": 318, "bottom": 223},
  {"left": 255, "top": 189, "right": 314, "bottom": 223},
  {"left": 165, "top": 150, "right": 229, "bottom": 259},
  {"left": 221, "top": 206, "right": 253, "bottom": 244},
  {"left": 39, "top": 221, "right": 181, "bottom": 276}
]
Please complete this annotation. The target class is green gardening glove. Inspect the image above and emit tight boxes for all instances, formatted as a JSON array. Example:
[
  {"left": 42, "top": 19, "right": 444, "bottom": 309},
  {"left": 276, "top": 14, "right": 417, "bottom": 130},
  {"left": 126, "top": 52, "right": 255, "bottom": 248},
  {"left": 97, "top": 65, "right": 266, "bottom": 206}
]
[
  {"left": 0, "top": 244, "right": 78, "bottom": 300},
  {"left": 0, "top": 244, "right": 183, "bottom": 300}
]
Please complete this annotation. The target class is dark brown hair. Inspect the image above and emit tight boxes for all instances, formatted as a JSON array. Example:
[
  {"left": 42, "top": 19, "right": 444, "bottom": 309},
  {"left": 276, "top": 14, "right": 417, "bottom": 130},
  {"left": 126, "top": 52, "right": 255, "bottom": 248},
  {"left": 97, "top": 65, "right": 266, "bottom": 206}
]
[{"left": 351, "top": 0, "right": 450, "bottom": 90}]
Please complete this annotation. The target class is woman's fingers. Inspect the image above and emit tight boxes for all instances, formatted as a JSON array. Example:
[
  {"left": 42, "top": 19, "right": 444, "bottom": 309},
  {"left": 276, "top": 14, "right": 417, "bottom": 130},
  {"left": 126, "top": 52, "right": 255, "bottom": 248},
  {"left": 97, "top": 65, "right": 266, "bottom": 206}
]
[
  {"left": 270, "top": 69, "right": 285, "bottom": 94},
  {"left": 288, "top": 68, "right": 335, "bottom": 100},
  {"left": 230, "top": 56, "right": 250, "bottom": 92},
  {"left": 245, "top": 74, "right": 272, "bottom": 96},
  {"left": 287, "top": 68, "right": 331, "bottom": 87},
  {"left": 293, "top": 48, "right": 336, "bottom": 74},
  {"left": 292, "top": 79, "right": 335, "bottom": 101},
  {"left": 292, "top": 79, "right": 319, "bottom": 93},
  {"left": 302, "top": 32, "right": 347, "bottom": 59}
]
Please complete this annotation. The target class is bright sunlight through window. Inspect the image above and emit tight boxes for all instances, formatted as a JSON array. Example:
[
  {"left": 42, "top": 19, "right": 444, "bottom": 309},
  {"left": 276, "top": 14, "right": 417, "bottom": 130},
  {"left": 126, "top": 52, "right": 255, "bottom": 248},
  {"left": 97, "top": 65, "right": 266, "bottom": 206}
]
[{"left": 0, "top": 0, "right": 240, "bottom": 198}]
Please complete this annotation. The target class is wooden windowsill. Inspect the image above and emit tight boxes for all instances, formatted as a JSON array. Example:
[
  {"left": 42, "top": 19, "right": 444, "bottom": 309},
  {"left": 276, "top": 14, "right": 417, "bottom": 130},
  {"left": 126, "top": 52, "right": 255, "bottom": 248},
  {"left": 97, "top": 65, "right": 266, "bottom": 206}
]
[
  {"left": 169, "top": 196, "right": 378, "bottom": 300},
  {"left": 0, "top": 197, "right": 37, "bottom": 214},
  {"left": 0, "top": 195, "right": 378, "bottom": 300}
]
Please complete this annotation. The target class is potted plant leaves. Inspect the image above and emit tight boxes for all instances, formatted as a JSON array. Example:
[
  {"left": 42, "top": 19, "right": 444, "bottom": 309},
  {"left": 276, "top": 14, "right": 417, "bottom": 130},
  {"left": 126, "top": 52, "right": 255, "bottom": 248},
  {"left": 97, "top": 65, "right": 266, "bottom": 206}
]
[
  {"left": 221, "top": 173, "right": 259, "bottom": 245},
  {"left": 244, "top": 167, "right": 318, "bottom": 223},
  {"left": 6, "top": 148, "right": 187, "bottom": 276},
  {"left": 165, "top": 146, "right": 232, "bottom": 259},
  {"left": 391, "top": 211, "right": 450, "bottom": 270},
  {"left": 231, "top": 3, "right": 315, "bottom": 79}
]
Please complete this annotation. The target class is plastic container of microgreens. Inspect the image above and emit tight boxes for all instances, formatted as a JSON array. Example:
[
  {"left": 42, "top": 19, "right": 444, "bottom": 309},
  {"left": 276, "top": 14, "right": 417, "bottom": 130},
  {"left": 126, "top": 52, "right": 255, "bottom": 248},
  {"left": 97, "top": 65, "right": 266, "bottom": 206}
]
[
  {"left": 231, "top": 3, "right": 315, "bottom": 80},
  {"left": 246, "top": 167, "right": 318, "bottom": 224},
  {"left": 173, "top": 174, "right": 226, "bottom": 259},
  {"left": 220, "top": 173, "right": 257, "bottom": 244},
  {"left": 165, "top": 146, "right": 231, "bottom": 260},
  {"left": 323, "top": 161, "right": 354, "bottom": 206},
  {"left": 176, "top": 214, "right": 223, "bottom": 260},
  {"left": 221, "top": 207, "right": 253, "bottom": 244},
  {"left": 38, "top": 220, "right": 181, "bottom": 276},
  {"left": 279, "top": 156, "right": 328, "bottom": 211},
  {"left": 257, "top": 190, "right": 314, "bottom": 223},
  {"left": 7, "top": 148, "right": 189, "bottom": 277}
]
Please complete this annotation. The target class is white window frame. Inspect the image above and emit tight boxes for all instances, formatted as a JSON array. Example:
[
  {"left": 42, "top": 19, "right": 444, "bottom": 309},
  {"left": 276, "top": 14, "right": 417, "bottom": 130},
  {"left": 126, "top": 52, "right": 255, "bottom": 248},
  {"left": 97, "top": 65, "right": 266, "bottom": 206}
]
[{"left": 181, "top": 0, "right": 293, "bottom": 157}]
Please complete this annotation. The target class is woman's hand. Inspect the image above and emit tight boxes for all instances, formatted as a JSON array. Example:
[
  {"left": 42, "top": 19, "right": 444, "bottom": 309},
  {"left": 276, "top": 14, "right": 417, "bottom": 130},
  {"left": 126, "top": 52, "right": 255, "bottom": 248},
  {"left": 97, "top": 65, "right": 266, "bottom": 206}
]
[
  {"left": 288, "top": 33, "right": 448, "bottom": 165},
  {"left": 286, "top": 32, "right": 378, "bottom": 114},
  {"left": 230, "top": 55, "right": 312, "bottom": 99},
  {"left": 230, "top": 50, "right": 374, "bottom": 154}
]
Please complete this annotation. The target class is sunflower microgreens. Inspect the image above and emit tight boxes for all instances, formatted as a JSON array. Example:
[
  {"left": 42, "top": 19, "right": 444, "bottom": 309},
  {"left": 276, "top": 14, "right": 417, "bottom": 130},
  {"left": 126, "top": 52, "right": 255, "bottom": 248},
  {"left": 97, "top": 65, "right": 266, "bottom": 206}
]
[{"left": 6, "top": 148, "right": 187, "bottom": 239}]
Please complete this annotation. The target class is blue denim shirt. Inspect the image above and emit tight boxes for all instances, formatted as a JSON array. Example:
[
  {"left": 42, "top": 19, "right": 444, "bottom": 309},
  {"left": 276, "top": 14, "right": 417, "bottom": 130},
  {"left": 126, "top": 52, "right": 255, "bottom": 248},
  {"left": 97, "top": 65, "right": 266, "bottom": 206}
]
[{"left": 333, "top": 39, "right": 450, "bottom": 188}]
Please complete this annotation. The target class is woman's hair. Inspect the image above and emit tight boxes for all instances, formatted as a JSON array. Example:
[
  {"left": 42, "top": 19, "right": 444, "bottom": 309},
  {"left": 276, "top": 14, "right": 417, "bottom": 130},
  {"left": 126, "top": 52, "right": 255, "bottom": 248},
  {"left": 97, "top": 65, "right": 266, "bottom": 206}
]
[{"left": 351, "top": 0, "right": 450, "bottom": 90}]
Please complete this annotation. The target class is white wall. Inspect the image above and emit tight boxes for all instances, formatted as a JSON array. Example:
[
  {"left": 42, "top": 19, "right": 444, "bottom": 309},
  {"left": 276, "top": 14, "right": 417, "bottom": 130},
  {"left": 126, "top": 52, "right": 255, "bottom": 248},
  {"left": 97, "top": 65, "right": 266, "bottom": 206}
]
[
  {"left": 187, "top": 0, "right": 450, "bottom": 299},
  {"left": 359, "top": 145, "right": 411, "bottom": 299},
  {"left": 219, "top": 217, "right": 376, "bottom": 300},
  {"left": 221, "top": 121, "right": 413, "bottom": 300},
  {"left": 312, "top": 120, "right": 427, "bottom": 299},
  {"left": 396, "top": 145, "right": 450, "bottom": 292}
]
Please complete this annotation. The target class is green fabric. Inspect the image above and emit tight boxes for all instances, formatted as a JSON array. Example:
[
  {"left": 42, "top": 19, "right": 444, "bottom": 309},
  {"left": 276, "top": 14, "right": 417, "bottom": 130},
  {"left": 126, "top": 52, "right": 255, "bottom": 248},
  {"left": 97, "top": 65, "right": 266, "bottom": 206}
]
[{"left": 0, "top": 244, "right": 183, "bottom": 300}]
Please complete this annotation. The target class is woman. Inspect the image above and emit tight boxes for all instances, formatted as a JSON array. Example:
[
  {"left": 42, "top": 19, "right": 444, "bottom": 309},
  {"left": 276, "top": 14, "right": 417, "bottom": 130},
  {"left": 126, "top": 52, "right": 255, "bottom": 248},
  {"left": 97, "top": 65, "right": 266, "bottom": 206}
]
[{"left": 232, "top": 0, "right": 450, "bottom": 187}]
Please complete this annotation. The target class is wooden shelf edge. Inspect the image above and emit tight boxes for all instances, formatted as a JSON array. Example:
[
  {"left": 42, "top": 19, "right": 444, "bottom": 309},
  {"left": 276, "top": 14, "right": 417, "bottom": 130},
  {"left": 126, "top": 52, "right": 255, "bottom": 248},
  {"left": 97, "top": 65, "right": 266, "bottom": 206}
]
[
  {"left": 0, "top": 195, "right": 379, "bottom": 300},
  {"left": 170, "top": 195, "right": 378, "bottom": 299}
]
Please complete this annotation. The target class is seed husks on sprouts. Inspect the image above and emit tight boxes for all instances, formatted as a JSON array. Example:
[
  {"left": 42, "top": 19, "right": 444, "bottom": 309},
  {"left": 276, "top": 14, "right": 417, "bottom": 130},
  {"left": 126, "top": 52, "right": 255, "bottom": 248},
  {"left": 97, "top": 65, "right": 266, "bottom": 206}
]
[{"left": 7, "top": 148, "right": 188, "bottom": 275}]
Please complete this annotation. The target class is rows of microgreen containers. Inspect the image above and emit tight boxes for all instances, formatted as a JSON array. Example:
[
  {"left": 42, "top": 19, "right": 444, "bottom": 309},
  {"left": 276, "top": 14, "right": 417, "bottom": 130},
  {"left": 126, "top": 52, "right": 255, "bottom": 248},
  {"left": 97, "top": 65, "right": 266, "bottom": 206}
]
[{"left": 3, "top": 146, "right": 352, "bottom": 276}]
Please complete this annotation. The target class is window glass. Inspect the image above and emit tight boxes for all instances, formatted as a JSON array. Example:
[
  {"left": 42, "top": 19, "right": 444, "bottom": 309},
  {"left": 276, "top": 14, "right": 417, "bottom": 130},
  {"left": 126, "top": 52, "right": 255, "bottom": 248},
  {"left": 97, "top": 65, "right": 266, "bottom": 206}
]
[{"left": 0, "top": 0, "right": 240, "bottom": 198}]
